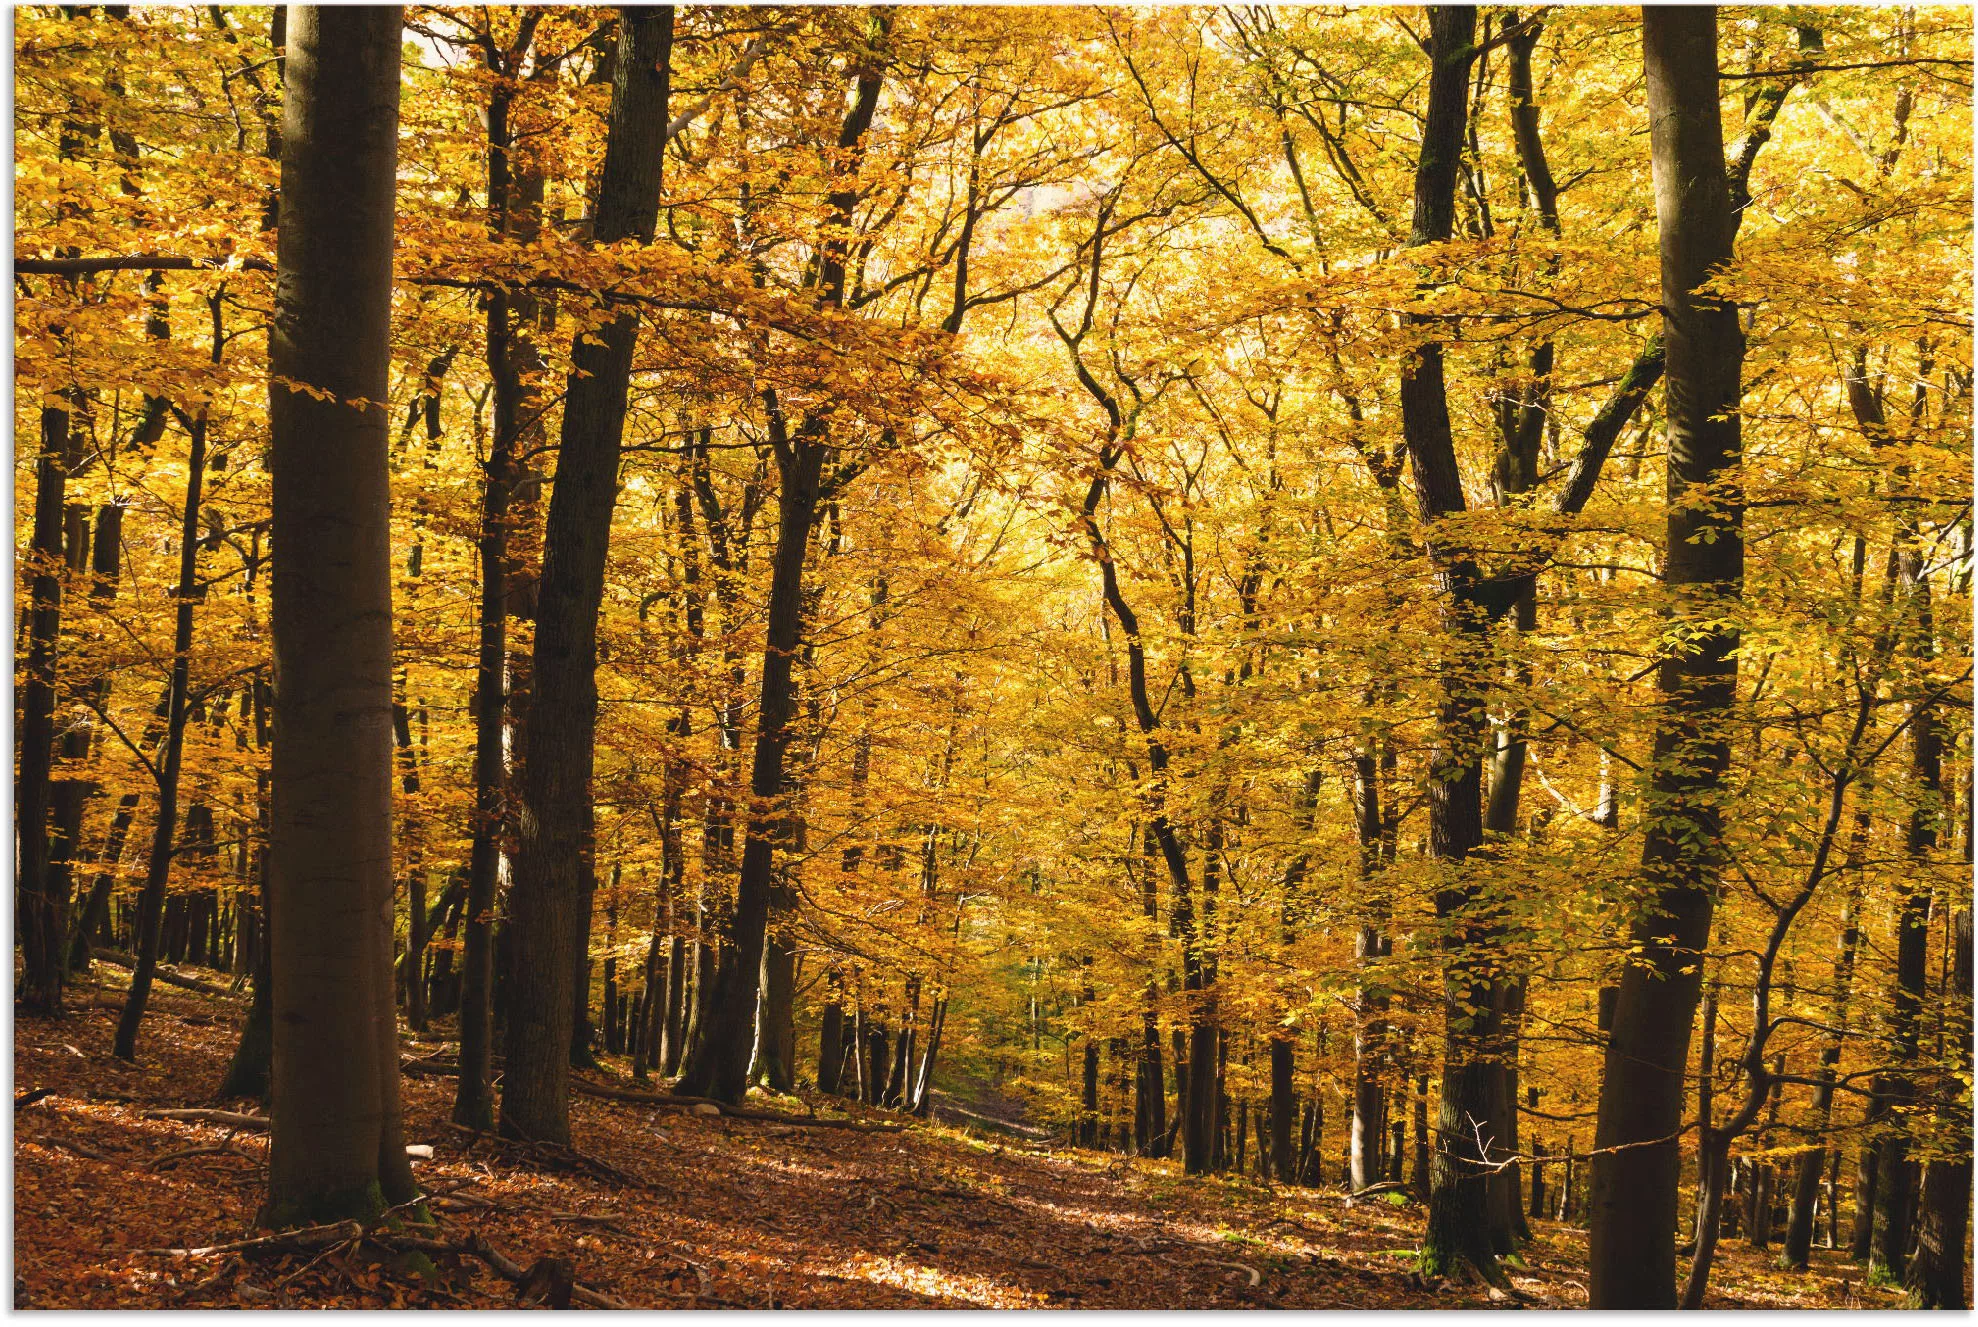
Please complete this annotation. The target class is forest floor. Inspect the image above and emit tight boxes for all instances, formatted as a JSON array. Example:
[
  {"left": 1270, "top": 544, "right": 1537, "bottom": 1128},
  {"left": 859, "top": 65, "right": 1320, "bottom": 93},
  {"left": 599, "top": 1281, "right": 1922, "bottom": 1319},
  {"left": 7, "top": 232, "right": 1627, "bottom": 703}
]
[{"left": 15, "top": 971, "right": 1904, "bottom": 1310}]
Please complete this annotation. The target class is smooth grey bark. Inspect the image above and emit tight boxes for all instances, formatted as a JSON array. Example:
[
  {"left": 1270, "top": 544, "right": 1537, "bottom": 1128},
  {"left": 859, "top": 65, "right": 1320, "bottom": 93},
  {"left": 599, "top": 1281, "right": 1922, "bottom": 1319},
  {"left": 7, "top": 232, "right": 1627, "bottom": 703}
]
[{"left": 262, "top": 3, "right": 416, "bottom": 1227}]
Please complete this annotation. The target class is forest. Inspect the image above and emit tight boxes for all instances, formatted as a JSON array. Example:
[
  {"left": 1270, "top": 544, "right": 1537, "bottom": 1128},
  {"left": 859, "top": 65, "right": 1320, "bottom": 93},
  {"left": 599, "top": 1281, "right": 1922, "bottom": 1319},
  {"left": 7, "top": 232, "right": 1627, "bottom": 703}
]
[{"left": 12, "top": 2, "right": 1974, "bottom": 1311}]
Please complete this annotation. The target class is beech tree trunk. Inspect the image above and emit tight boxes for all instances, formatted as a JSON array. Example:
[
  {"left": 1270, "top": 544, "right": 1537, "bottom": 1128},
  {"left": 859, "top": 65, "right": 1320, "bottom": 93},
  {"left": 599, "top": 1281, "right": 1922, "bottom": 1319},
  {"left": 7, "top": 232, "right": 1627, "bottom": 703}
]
[
  {"left": 1783, "top": 878, "right": 1864, "bottom": 1267},
  {"left": 113, "top": 312, "right": 217, "bottom": 1062},
  {"left": 502, "top": 5, "right": 673, "bottom": 1144},
  {"left": 1906, "top": 908, "right": 1972, "bottom": 1307},
  {"left": 1590, "top": 8, "right": 1745, "bottom": 1306},
  {"left": 262, "top": 4, "right": 417, "bottom": 1227},
  {"left": 675, "top": 27, "right": 887, "bottom": 1104}
]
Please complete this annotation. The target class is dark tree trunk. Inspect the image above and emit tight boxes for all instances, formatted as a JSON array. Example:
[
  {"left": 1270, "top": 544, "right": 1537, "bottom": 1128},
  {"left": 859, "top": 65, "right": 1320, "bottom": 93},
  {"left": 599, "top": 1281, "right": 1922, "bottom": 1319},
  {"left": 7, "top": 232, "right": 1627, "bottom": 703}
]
[
  {"left": 1081, "top": 1038, "right": 1102, "bottom": 1147},
  {"left": 675, "top": 28, "right": 888, "bottom": 1105},
  {"left": 1906, "top": 909, "right": 1972, "bottom": 1307},
  {"left": 260, "top": 4, "right": 416, "bottom": 1227},
  {"left": 502, "top": 6, "right": 672, "bottom": 1145},
  {"left": 1784, "top": 878, "right": 1864, "bottom": 1268},
  {"left": 113, "top": 339, "right": 214, "bottom": 1062},
  {"left": 1270, "top": 1034, "right": 1296, "bottom": 1183},
  {"left": 817, "top": 975, "right": 846, "bottom": 1096},
  {"left": 15, "top": 104, "right": 93, "bottom": 1019},
  {"left": 1872, "top": 538, "right": 1943, "bottom": 1283},
  {"left": 1590, "top": 8, "right": 1745, "bottom": 1307},
  {"left": 453, "top": 54, "right": 529, "bottom": 1121}
]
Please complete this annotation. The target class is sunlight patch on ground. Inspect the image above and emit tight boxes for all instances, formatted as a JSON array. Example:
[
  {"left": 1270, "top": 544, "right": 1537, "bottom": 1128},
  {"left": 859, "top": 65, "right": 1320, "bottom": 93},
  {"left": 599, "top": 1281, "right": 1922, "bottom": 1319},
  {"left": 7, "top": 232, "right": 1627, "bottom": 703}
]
[{"left": 809, "top": 1253, "right": 1034, "bottom": 1308}]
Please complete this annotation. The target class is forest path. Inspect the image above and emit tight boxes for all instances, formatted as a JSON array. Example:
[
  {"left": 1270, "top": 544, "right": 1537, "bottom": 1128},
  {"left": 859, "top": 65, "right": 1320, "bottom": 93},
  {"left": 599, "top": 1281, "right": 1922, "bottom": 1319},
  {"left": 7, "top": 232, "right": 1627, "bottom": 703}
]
[{"left": 15, "top": 974, "right": 1888, "bottom": 1309}]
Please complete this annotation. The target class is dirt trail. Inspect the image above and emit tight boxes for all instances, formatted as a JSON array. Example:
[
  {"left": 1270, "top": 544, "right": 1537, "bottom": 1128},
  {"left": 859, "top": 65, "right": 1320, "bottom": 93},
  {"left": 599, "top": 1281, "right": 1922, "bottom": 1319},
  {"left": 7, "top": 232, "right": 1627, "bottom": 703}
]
[{"left": 14, "top": 976, "right": 1897, "bottom": 1309}]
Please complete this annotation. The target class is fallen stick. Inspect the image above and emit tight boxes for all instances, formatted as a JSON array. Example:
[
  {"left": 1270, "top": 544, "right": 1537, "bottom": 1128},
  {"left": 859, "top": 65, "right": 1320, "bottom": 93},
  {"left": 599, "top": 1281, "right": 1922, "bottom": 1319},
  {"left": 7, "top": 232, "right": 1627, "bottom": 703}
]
[
  {"left": 144, "top": 1108, "right": 270, "bottom": 1131},
  {"left": 569, "top": 1079, "right": 904, "bottom": 1131},
  {"left": 141, "top": 1217, "right": 630, "bottom": 1309},
  {"left": 48, "top": 1135, "right": 112, "bottom": 1161},
  {"left": 15, "top": 1087, "right": 57, "bottom": 1110},
  {"left": 89, "top": 949, "right": 239, "bottom": 999},
  {"left": 139, "top": 1221, "right": 363, "bottom": 1258},
  {"left": 150, "top": 1143, "right": 258, "bottom": 1170}
]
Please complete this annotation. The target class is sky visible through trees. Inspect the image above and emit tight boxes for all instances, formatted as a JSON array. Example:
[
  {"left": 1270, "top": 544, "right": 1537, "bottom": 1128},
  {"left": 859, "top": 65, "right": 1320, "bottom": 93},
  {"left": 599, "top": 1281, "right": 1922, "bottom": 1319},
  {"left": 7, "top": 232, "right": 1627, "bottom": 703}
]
[{"left": 13, "top": 3, "right": 1974, "bottom": 1310}]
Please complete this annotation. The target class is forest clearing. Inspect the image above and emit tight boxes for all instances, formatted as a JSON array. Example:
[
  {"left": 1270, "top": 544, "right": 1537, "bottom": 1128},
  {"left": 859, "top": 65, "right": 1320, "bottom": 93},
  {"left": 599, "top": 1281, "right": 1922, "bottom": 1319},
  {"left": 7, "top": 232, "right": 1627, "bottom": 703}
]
[{"left": 12, "top": 2, "right": 1973, "bottom": 1311}]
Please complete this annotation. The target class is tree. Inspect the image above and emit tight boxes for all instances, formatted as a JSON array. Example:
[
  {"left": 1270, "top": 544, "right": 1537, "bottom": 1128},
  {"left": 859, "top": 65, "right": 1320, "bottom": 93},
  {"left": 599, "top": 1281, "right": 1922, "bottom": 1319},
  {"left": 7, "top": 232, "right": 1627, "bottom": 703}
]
[
  {"left": 1588, "top": 7, "right": 1747, "bottom": 1307},
  {"left": 262, "top": 3, "right": 417, "bottom": 1227},
  {"left": 502, "top": 4, "right": 673, "bottom": 1146}
]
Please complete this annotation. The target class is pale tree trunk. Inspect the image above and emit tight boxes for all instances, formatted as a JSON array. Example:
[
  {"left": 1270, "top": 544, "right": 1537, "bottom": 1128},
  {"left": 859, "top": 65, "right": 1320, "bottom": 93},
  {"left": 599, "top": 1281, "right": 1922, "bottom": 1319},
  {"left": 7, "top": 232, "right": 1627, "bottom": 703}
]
[
  {"left": 262, "top": 3, "right": 416, "bottom": 1227},
  {"left": 502, "top": 5, "right": 673, "bottom": 1144}
]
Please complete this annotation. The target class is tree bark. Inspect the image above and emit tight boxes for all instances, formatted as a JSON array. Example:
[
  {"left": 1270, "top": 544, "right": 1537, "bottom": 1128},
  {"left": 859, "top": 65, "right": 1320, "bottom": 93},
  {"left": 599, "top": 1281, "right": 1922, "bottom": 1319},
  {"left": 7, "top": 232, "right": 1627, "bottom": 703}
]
[
  {"left": 1906, "top": 908, "right": 1972, "bottom": 1307},
  {"left": 1589, "top": 10, "right": 1746, "bottom": 1306},
  {"left": 261, "top": 4, "right": 416, "bottom": 1227},
  {"left": 113, "top": 315, "right": 217, "bottom": 1062},
  {"left": 1783, "top": 875, "right": 1864, "bottom": 1267},
  {"left": 502, "top": 5, "right": 673, "bottom": 1144},
  {"left": 675, "top": 26, "right": 888, "bottom": 1104}
]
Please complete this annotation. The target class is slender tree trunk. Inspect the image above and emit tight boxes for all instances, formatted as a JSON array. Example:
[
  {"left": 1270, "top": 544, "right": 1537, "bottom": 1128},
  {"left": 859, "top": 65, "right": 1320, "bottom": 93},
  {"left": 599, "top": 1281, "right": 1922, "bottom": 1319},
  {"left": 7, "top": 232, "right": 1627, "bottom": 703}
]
[
  {"left": 113, "top": 340, "right": 215, "bottom": 1062},
  {"left": 1872, "top": 537, "right": 1943, "bottom": 1283},
  {"left": 1784, "top": 876, "right": 1864, "bottom": 1267},
  {"left": 261, "top": 5, "right": 416, "bottom": 1226},
  {"left": 502, "top": 6, "right": 673, "bottom": 1144},
  {"left": 64, "top": 504, "right": 128, "bottom": 974},
  {"left": 1270, "top": 1034, "right": 1296, "bottom": 1183},
  {"left": 675, "top": 29, "right": 888, "bottom": 1105},
  {"left": 16, "top": 105, "right": 92, "bottom": 1018},
  {"left": 1590, "top": 8, "right": 1745, "bottom": 1307},
  {"left": 1906, "top": 909, "right": 1972, "bottom": 1307}
]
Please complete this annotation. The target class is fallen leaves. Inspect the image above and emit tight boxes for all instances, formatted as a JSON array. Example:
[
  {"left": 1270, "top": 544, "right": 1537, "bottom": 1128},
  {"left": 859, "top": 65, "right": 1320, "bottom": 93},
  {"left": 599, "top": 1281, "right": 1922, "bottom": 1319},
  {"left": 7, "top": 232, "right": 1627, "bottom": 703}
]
[{"left": 13, "top": 976, "right": 1923, "bottom": 1310}]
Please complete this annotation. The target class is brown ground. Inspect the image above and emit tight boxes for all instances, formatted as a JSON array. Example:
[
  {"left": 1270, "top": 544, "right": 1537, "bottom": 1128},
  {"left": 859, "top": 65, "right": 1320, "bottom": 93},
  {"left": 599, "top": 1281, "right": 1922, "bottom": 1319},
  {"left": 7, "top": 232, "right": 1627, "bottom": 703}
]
[{"left": 14, "top": 972, "right": 1906, "bottom": 1309}]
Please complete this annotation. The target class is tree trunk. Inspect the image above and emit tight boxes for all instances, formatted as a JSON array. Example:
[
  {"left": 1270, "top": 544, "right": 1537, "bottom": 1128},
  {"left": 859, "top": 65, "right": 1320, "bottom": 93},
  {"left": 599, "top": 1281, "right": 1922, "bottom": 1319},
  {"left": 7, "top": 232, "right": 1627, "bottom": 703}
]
[
  {"left": 113, "top": 352, "right": 213, "bottom": 1062},
  {"left": 675, "top": 29, "right": 887, "bottom": 1105},
  {"left": 1784, "top": 876, "right": 1864, "bottom": 1268},
  {"left": 1270, "top": 1034, "right": 1296, "bottom": 1183},
  {"left": 817, "top": 973, "right": 846, "bottom": 1096},
  {"left": 502, "top": 6, "right": 673, "bottom": 1145},
  {"left": 261, "top": 4, "right": 416, "bottom": 1227},
  {"left": 1590, "top": 8, "right": 1745, "bottom": 1307},
  {"left": 1906, "top": 908, "right": 1972, "bottom": 1307},
  {"left": 15, "top": 104, "right": 94, "bottom": 1019},
  {"left": 1872, "top": 533, "right": 1943, "bottom": 1283}
]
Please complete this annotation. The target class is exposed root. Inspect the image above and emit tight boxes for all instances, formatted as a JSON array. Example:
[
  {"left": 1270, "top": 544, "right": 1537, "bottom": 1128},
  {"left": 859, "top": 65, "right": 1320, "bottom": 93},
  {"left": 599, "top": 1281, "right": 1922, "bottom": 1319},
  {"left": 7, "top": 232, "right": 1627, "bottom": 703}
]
[
  {"left": 442, "top": 1121, "right": 651, "bottom": 1189},
  {"left": 137, "top": 1214, "right": 631, "bottom": 1310}
]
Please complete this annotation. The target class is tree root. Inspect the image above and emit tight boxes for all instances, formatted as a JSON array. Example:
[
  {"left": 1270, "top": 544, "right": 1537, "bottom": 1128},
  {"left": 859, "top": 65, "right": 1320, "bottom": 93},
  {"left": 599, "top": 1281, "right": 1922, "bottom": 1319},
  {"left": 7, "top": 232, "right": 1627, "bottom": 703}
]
[
  {"left": 137, "top": 1216, "right": 631, "bottom": 1309},
  {"left": 443, "top": 1121, "right": 651, "bottom": 1189}
]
